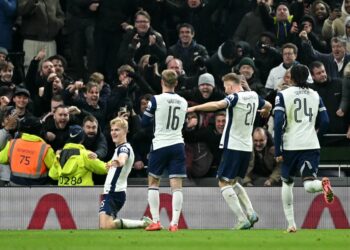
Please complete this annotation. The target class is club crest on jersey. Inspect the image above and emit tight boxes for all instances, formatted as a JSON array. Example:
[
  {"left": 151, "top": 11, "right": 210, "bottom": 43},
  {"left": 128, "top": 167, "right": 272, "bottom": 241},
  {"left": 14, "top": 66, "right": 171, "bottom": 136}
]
[
  {"left": 226, "top": 94, "right": 235, "bottom": 102},
  {"left": 120, "top": 146, "right": 129, "bottom": 154}
]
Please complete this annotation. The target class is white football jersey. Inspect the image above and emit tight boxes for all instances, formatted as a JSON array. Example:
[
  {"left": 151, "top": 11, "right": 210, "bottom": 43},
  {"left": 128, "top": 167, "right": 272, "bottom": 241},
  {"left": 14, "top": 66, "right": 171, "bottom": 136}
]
[
  {"left": 220, "top": 91, "right": 265, "bottom": 152},
  {"left": 103, "top": 142, "right": 134, "bottom": 193},
  {"left": 144, "top": 93, "right": 187, "bottom": 151},
  {"left": 274, "top": 86, "right": 324, "bottom": 150}
]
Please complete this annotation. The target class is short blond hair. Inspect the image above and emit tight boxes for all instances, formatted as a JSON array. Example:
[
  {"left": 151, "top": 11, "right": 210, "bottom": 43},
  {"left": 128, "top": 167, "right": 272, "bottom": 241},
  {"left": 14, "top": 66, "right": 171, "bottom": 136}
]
[
  {"left": 110, "top": 117, "right": 128, "bottom": 131},
  {"left": 222, "top": 72, "right": 240, "bottom": 84},
  {"left": 161, "top": 69, "right": 178, "bottom": 87}
]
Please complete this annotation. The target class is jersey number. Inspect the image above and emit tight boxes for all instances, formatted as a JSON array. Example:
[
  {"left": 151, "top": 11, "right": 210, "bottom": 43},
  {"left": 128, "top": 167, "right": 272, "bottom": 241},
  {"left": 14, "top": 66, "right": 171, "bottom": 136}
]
[
  {"left": 245, "top": 103, "right": 256, "bottom": 126},
  {"left": 166, "top": 106, "right": 180, "bottom": 130},
  {"left": 294, "top": 98, "right": 313, "bottom": 123}
]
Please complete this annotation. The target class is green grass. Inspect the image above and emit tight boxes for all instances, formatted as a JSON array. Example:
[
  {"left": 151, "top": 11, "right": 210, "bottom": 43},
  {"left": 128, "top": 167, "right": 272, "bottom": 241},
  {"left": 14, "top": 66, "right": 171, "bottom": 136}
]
[{"left": 0, "top": 229, "right": 349, "bottom": 250}]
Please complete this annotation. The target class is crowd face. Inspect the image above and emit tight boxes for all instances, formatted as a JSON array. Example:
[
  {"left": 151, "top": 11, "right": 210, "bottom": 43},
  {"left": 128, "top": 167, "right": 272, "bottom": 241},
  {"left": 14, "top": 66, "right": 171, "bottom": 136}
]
[
  {"left": 85, "top": 86, "right": 100, "bottom": 107},
  {"left": 51, "top": 59, "right": 64, "bottom": 77},
  {"left": 140, "top": 98, "right": 149, "bottom": 114},
  {"left": 83, "top": 120, "right": 98, "bottom": 138},
  {"left": 167, "top": 59, "right": 183, "bottom": 76},
  {"left": 253, "top": 130, "right": 267, "bottom": 152},
  {"left": 314, "top": 2, "right": 328, "bottom": 21},
  {"left": 198, "top": 83, "right": 213, "bottom": 99},
  {"left": 282, "top": 48, "right": 297, "bottom": 65},
  {"left": 283, "top": 70, "right": 292, "bottom": 85},
  {"left": 41, "top": 61, "right": 55, "bottom": 77},
  {"left": 50, "top": 99, "right": 64, "bottom": 113},
  {"left": 276, "top": 4, "right": 290, "bottom": 22},
  {"left": 331, "top": 41, "right": 346, "bottom": 61},
  {"left": 345, "top": 0, "right": 350, "bottom": 14},
  {"left": 0, "top": 67, "right": 13, "bottom": 82},
  {"left": 312, "top": 65, "right": 328, "bottom": 83},
  {"left": 239, "top": 65, "right": 254, "bottom": 80},
  {"left": 13, "top": 95, "right": 29, "bottom": 109},
  {"left": 0, "top": 53, "right": 6, "bottom": 62},
  {"left": 215, "top": 114, "right": 226, "bottom": 134},
  {"left": 52, "top": 77, "right": 63, "bottom": 94},
  {"left": 187, "top": 0, "right": 201, "bottom": 8},
  {"left": 179, "top": 27, "right": 194, "bottom": 46},
  {"left": 53, "top": 107, "right": 69, "bottom": 129},
  {"left": 135, "top": 14, "right": 150, "bottom": 35}
]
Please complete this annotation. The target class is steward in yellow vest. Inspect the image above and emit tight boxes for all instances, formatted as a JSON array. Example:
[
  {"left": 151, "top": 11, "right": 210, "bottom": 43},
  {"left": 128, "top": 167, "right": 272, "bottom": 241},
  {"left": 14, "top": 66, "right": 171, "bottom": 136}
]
[
  {"left": 55, "top": 125, "right": 107, "bottom": 186},
  {"left": 0, "top": 117, "right": 60, "bottom": 185}
]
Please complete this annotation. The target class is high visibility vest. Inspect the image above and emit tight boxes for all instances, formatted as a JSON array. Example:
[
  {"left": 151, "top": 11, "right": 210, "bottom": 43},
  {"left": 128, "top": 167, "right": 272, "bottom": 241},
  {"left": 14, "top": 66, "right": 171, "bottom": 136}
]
[{"left": 8, "top": 139, "right": 49, "bottom": 179}]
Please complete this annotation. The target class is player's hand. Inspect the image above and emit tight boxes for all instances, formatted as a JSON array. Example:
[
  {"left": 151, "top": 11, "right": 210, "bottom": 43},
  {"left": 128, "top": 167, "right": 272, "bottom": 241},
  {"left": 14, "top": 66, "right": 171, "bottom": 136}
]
[
  {"left": 110, "top": 160, "right": 120, "bottom": 168},
  {"left": 89, "top": 2, "right": 99, "bottom": 12},
  {"left": 187, "top": 107, "right": 195, "bottom": 113},
  {"left": 275, "top": 156, "right": 283, "bottom": 163}
]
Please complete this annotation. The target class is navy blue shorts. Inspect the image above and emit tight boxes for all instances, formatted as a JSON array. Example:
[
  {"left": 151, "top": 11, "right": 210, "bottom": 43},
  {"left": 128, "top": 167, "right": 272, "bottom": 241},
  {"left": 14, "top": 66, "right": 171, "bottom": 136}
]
[
  {"left": 281, "top": 149, "right": 320, "bottom": 182},
  {"left": 148, "top": 143, "right": 186, "bottom": 178},
  {"left": 217, "top": 149, "right": 251, "bottom": 181},
  {"left": 99, "top": 192, "right": 126, "bottom": 219}
]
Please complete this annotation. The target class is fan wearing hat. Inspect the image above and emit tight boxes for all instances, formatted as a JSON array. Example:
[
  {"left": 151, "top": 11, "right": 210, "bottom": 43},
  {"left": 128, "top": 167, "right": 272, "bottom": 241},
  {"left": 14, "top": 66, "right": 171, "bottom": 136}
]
[
  {"left": 237, "top": 57, "right": 267, "bottom": 97},
  {"left": 56, "top": 125, "right": 107, "bottom": 186},
  {"left": 11, "top": 88, "right": 32, "bottom": 120},
  {"left": 0, "top": 47, "right": 8, "bottom": 62},
  {"left": 0, "top": 116, "right": 60, "bottom": 186}
]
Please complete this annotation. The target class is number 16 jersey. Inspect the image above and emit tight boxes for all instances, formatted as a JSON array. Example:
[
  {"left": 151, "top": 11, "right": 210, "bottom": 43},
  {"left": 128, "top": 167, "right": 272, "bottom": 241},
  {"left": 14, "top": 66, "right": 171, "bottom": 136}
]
[
  {"left": 144, "top": 92, "right": 188, "bottom": 151},
  {"left": 274, "top": 86, "right": 326, "bottom": 150}
]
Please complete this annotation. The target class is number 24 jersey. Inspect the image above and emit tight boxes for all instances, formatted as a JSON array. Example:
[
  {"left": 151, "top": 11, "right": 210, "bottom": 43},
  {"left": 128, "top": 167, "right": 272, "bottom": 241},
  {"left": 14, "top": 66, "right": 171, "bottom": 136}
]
[{"left": 275, "top": 86, "right": 326, "bottom": 150}]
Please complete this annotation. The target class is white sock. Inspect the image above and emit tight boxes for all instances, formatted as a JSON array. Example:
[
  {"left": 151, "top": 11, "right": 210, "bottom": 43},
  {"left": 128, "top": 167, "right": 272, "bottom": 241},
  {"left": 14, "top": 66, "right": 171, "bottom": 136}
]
[
  {"left": 148, "top": 188, "right": 160, "bottom": 222},
  {"left": 303, "top": 180, "right": 322, "bottom": 193},
  {"left": 113, "top": 218, "right": 145, "bottom": 229},
  {"left": 221, "top": 186, "right": 247, "bottom": 222},
  {"left": 171, "top": 189, "right": 183, "bottom": 226},
  {"left": 233, "top": 183, "right": 254, "bottom": 216},
  {"left": 282, "top": 182, "right": 296, "bottom": 228}
]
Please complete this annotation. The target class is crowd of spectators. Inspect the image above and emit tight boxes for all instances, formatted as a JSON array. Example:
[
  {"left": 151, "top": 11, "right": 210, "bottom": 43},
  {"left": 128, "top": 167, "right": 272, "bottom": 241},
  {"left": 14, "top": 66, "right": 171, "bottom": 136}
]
[{"left": 0, "top": 0, "right": 349, "bottom": 186}]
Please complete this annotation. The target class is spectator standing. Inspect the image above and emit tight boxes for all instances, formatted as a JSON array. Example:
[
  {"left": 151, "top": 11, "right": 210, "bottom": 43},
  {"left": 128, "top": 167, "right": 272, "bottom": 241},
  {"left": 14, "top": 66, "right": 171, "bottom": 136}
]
[
  {"left": 18, "top": 0, "right": 65, "bottom": 73},
  {"left": 168, "top": 23, "right": 209, "bottom": 77}
]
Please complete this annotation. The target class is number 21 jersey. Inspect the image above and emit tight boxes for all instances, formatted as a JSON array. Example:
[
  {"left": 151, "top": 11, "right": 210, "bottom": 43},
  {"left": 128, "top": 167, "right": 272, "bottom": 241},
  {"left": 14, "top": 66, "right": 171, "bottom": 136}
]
[{"left": 144, "top": 92, "right": 187, "bottom": 151}]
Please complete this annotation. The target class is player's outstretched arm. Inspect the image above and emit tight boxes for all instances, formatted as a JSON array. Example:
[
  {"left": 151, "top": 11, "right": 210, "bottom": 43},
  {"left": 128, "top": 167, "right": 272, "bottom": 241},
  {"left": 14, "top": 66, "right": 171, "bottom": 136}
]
[
  {"left": 259, "top": 100, "right": 272, "bottom": 118},
  {"left": 187, "top": 100, "right": 227, "bottom": 113}
]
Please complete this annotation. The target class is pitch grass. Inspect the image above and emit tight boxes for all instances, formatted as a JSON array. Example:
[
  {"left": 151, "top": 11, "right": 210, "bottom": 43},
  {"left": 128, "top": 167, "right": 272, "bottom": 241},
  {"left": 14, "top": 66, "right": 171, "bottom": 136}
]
[{"left": 0, "top": 229, "right": 349, "bottom": 250}]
